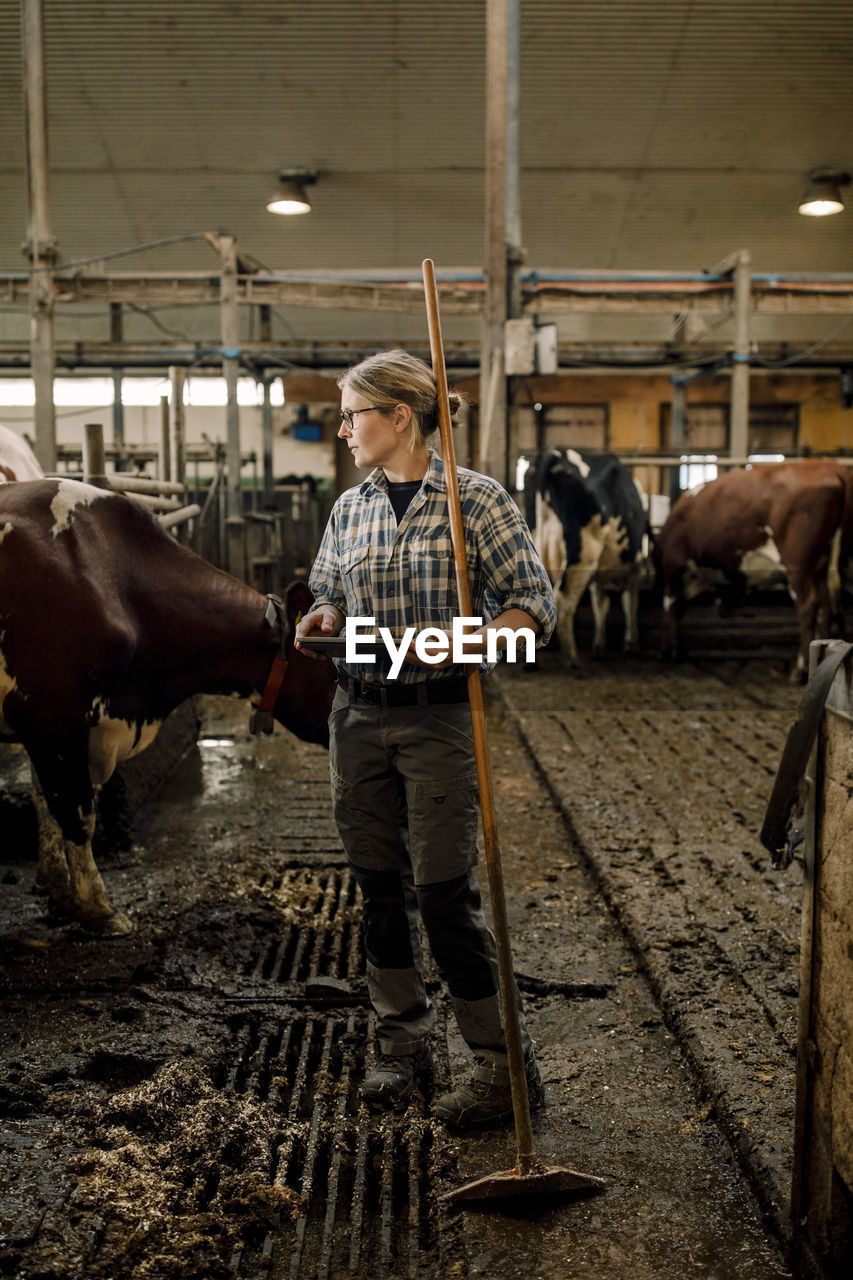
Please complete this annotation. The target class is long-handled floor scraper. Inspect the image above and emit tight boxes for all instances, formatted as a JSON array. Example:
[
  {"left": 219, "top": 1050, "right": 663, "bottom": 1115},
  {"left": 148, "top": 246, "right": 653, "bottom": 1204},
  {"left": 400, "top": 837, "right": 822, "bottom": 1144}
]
[{"left": 422, "top": 257, "right": 606, "bottom": 1207}]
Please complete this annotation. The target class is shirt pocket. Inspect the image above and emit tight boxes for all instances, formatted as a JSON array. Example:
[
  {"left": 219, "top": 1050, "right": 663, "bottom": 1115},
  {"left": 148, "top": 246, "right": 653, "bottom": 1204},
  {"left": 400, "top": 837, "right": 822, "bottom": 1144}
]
[
  {"left": 406, "top": 534, "right": 457, "bottom": 614},
  {"left": 340, "top": 541, "right": 372, "bottom": 614}
]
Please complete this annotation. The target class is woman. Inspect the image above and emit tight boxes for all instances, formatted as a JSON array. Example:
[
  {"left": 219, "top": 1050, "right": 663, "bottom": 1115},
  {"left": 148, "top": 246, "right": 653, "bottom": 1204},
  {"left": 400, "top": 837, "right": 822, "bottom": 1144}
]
[{"left": 296, "top": 350, "right": 556, "bottom": 1130}]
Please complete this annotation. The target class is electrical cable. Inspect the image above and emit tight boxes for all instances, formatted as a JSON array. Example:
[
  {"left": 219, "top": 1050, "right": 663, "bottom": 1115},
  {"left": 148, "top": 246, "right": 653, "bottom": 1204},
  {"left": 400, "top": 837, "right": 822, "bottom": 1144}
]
[
  {"left": 8, "top": 232, "right": 214, "bottom": 275},
  {"left": 751, "top": 315, "right": 853, "bottom": 368}
]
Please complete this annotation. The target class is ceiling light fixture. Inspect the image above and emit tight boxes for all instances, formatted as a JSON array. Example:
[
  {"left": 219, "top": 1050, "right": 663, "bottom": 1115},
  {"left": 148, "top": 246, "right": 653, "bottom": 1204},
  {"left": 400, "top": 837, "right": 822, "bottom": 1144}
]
[
  {"left": 266, "top": 170, "right": 318, "bottom": 216},
  {"left": 798, "top": 168, "right": 850, "bottom": 217}
]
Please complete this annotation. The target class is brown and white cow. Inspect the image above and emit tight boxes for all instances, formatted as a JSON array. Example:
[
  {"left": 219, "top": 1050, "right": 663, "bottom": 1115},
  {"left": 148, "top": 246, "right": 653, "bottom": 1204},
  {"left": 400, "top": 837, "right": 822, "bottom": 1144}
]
[
  {"left": 0, "top": 478, "right": 336, "bottom": 935},
  {"left": 655, "top": 458, "right": 853, "bottom": 678},
  {"left": 0, "top": 424, "right": 43, "bottom": 483}
]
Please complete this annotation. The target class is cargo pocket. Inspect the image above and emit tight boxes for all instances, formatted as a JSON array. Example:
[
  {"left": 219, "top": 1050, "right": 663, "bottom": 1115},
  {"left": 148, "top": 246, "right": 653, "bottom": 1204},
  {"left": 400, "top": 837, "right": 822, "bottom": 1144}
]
[
  {"left": 330, "top": 761, "right": 405, "bottom": 872},
  {"left": 330, "top": 764, "right": 371, "bottom": 865},
  {"left": 407, "top": 765, "right": 480, "bottom": 884}
]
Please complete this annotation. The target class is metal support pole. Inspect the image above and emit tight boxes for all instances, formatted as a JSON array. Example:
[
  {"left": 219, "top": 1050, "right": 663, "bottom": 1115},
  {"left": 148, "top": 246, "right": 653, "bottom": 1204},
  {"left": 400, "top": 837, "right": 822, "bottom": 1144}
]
[
  {"left": 670, "top": 381, "right": 688, "bottom": 447},
  {"left": 731, "top": 249, "right": 752, "bottom": 462},
  {"left": 505, "top": 0, "right": 523, "bottom": 487},
  {"left": 110, "top": 304, "right": 125, "bottom": 471},
  {"left": 159, "top": 393, "right": 171, "bottom": 482},
  {"left": 21, "top": 0, "right": 56, "bottom": 470},
  {"left": 112, "top": 371, "right": 125, "bottom": 470},
  {"left": 82, "top": 423, "right": 108, "bottom": 488},
  {"left": 261, "top": 375, "right": 275, "bottom": 508},
  {"left": 168, "top": 365, "right": 186, "bottom": 486},
  {"left": 219, "top": 235, "right": 242, "bottom": 519},
  {"left": 506, "top": 0, "right": 522, "bottom": 323},
  {"left": 480, "top": 0, "right": 509, "bottom": 483},
  {"left": 669, "top": 376, "right": 688, "bottom": 505}
]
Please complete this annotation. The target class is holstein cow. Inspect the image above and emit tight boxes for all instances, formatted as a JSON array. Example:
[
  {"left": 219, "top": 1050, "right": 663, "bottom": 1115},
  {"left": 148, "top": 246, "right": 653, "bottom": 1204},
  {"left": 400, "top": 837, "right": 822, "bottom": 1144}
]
[
  {"left": 0, "top": 424, "right": 43, "bottom": 482},
  {"left": 0, "top": 478, "right": 336, "bottom": 935},
  {"left": 523, "top": 448, "right": 648, "bottom": 666},
  {"left": 655, "top": 459, "right": 853, "bottom": 679}
]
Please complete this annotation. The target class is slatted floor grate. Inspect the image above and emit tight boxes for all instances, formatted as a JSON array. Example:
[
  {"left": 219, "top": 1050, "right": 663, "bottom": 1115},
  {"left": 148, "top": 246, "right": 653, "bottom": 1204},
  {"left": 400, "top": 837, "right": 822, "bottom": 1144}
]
[
  {"left": 219, "top": 1010, "right": 449, "bottom": 1280},
  {"left": 249, "top": 865, "right": 364, "bottom": 984},
  {"left": 224, "top": 865, "right": 457, "bottom": 1279}
]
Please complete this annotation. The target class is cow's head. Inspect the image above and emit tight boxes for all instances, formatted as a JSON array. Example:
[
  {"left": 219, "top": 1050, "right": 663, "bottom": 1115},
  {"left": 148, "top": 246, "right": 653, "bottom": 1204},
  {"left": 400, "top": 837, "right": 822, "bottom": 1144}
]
[{"left": 273, "top": 581, "right": 336, "bottom": 747}]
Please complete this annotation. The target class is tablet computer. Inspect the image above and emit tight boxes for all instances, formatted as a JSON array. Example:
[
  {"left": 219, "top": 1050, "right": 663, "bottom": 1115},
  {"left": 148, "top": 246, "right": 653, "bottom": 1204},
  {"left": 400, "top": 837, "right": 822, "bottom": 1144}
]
[{"left": 296, "top": 633, "right": 375, "bottom": 659}]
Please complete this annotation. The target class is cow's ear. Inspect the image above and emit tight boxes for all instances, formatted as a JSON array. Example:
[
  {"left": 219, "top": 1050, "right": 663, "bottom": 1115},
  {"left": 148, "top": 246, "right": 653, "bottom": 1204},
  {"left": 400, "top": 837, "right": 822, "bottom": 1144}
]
[{"left": 284, "top": 579, "right": 315, "bottom": 625}]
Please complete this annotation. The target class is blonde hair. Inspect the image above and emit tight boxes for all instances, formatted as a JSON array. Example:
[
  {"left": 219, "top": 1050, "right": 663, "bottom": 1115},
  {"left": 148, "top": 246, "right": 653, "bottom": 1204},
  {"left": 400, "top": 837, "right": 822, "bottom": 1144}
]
[{"left": 337, "top": 349, "right": 464, "bottom": 452}]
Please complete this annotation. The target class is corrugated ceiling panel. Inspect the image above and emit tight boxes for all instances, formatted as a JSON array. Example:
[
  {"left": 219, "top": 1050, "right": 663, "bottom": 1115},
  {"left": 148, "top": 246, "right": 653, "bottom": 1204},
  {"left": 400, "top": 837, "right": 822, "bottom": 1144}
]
[{"left": 0, "top": 0, "right": 851, "bottom": 295}]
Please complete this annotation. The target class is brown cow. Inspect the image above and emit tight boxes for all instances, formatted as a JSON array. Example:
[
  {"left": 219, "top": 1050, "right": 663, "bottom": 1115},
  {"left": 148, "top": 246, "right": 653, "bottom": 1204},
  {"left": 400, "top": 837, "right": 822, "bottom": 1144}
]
[
  {"left": 0, "top": 424, "right": 43, "bottom": 483},
  {"left": 0, "top": 478, "right": 335, "bottom": 935},
  {"left": 656, "top": 459, "right": 853, "bottom": 679}
]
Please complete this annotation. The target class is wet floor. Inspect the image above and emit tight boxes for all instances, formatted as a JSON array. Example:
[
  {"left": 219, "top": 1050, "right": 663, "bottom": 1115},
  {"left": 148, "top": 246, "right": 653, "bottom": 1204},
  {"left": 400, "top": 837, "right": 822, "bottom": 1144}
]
[{"left": 0, "top": 659, "right": 800, "bottom": 1278}]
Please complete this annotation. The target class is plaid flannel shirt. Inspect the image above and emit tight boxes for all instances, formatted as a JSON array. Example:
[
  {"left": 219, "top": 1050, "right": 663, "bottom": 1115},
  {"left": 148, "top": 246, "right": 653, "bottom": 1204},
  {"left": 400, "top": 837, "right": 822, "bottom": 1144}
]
[{"left": 308, "top": 450, "right": 556, "bottom": 684}]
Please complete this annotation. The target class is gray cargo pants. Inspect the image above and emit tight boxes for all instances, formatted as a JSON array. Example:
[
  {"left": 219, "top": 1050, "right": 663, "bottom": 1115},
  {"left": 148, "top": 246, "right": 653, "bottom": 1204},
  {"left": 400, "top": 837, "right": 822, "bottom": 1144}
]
[{"left": 328, "top": 683, "right": 533, "bottom": 1080}]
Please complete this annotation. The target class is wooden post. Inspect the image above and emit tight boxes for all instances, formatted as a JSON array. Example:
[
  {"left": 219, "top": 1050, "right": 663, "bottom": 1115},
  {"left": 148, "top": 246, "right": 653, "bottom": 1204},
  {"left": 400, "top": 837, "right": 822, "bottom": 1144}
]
[
  {"left": 789, "top": 640, "right": 853, "bottom": 1274},
  {"left": 21, "top": 0, "right": 56, "bottom": 471},
  {"left": 480, "top": 0, "right": 508, "bottom": 483}
]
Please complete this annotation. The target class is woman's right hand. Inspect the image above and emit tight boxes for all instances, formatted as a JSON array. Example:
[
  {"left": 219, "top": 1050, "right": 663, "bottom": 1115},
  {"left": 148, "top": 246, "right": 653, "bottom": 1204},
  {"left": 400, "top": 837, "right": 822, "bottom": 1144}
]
[{"left": 295, "top": 605, "right": 344, "bottom": 658}]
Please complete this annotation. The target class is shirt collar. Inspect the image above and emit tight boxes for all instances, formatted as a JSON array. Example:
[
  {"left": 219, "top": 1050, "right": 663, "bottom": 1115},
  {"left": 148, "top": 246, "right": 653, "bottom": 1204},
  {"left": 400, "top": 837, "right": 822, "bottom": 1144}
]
[{"left": 359, "top": 448, "right": 447, "bottom": 496}]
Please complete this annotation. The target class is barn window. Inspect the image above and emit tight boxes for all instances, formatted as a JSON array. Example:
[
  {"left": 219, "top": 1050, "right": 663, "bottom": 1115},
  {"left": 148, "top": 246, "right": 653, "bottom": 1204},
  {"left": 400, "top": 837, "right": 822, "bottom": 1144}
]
[
  {"left": 0, "top": 374, "right": 284, "bottom": 409},
  {"left": 540, "top": 404, "right": 608, "bottom": 450},
  {"left": 747, "top": 404, "right": 799, "bottom": 454},
  {"left": 661, "top": 401, "right": 799, "bottom": 455},
  {"left": 661, "top": 403, "right": 728, "bottom": 451}
]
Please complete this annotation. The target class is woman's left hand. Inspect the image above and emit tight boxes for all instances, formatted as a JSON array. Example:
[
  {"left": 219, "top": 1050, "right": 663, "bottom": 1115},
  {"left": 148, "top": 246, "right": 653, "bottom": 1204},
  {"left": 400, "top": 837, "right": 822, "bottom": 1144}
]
[{"left": 403, "top": 628, "right": 466, "bottom": 669}]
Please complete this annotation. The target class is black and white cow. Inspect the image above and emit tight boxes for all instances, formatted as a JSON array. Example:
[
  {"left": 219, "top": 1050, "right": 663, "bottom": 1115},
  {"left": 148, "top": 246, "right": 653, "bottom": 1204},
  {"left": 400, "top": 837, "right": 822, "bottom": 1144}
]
[{"left": 522, "top": 448, "right": 648, "bottom": 666}]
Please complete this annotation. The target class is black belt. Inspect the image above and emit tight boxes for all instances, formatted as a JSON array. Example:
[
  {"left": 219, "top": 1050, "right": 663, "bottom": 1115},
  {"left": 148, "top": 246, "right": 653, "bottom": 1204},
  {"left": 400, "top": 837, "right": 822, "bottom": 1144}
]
[{"left": 337, "top": 672, "right": 469, "bottom": 708}]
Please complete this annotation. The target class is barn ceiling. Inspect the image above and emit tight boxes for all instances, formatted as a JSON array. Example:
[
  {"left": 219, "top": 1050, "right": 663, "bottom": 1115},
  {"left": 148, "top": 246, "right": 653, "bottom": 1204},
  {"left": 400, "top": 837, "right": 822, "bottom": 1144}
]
[{"left": 0, "top": 0, "right": 852, "bottom": 365}]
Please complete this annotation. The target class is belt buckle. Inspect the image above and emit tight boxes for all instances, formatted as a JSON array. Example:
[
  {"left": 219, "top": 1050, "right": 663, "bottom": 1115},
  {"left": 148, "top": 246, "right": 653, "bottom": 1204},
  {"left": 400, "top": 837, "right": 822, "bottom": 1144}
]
[{"left": 360, "top": 679, "right": 385, "bottom": 706}]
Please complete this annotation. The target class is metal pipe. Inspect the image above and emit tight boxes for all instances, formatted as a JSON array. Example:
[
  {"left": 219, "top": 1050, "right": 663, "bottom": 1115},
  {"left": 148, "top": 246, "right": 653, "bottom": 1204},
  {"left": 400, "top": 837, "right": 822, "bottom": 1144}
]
[
  {"left": 6, "top": 265, "right": 853, "bottom": 287},
  {"left": 106, "top": 475, "right": 186, "bottom": 496},
  {"left": 159, "top": 502, "right": 201, "bottom": 530}
]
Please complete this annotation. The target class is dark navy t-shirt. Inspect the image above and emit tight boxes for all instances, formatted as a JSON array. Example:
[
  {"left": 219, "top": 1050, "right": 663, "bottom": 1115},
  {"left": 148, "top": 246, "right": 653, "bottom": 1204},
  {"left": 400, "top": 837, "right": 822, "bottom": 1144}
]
[{"left": 387, "top": 480, "right": 422, "bottom": 524}]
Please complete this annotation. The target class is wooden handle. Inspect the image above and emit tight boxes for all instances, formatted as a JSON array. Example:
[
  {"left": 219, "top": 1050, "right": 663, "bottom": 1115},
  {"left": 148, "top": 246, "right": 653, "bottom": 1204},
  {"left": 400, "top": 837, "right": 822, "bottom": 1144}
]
[{"left": 422, "top": 258, "right": 536, "bottom": 1170}]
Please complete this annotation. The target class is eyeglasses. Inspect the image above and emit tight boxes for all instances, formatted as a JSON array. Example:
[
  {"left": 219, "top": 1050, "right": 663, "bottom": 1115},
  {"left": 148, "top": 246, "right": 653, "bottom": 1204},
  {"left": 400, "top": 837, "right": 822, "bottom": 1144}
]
[{"left": 340, "top": 406, "right": 383, "bottom": 429}]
